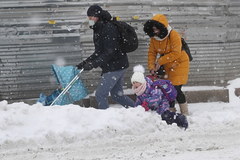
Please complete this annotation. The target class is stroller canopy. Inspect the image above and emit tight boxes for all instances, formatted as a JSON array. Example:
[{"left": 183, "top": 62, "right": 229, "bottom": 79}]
[{"left": 38, "top": 64, "right": 88, "bottom": 106}]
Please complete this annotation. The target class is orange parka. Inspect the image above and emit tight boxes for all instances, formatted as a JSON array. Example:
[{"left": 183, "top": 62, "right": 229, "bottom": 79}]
[{"left": 147, "top": 14, "right": 189, "bottom": 85}]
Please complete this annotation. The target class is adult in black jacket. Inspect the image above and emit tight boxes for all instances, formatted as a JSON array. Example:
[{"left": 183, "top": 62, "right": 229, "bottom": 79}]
[{"left": 77, "top": 5, "right": 134, "bottom": 109}]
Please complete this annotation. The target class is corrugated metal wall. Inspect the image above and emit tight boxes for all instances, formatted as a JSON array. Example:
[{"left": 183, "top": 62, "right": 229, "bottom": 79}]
[
  {"left": 0, "top": 1, "right": 87, "bottom": 101},
  {"left": 1, "top": 0, "right": 240, "bottom": 101}
]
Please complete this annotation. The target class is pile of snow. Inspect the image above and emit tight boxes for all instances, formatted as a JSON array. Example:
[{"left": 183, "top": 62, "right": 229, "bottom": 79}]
[{"left": 0, "top": 78, "right": 240, "bottom": 160}]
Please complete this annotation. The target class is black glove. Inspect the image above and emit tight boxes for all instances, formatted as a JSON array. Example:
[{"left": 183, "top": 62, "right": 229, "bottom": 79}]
[
  {"left": 156, "top": 65, "right": 165, "bottom": 76},
  {"left": 76, "top": 61, "right": 86, "bottom": 69},
  {"left": 83, "top": 62, "right": 93, "bottom": 71}
]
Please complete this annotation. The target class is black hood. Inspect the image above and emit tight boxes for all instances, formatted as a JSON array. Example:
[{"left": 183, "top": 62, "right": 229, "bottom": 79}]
[
  {"left": 99, "top": 10, "right": 112, "bottom": 22},
  {"left": 87, "top": 5, "right": 112, "bottom": 22}
]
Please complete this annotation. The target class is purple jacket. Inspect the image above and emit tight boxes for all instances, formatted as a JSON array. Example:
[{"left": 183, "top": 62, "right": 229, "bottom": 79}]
[{"left": 135, "top": 77, "right": 170, "bottom": 115}]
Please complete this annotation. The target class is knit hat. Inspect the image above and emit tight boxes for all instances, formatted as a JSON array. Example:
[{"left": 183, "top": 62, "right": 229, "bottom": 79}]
[
  {"left": 131, "top": 65, "right": 146, "bottom": 84},
  {"left": 87, "top": 5, "right": 103, "bottom": 17}
]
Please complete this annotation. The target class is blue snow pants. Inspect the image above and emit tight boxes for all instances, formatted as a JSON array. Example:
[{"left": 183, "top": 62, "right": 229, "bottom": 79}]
[{"left": 95, "top": 69, "right": 135, "bottom": 109}]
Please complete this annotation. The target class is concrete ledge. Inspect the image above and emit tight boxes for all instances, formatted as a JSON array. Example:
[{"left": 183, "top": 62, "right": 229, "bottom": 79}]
[
  {"left": 75, "top": 94, "right": 137, "bottom": 109},
  {"left": 235, "top": 88, "right": 240, "bottom": 97},
  {"left": 16, "top": 87, "right": 235, "bottom": 106},
  {"left": 185, "top": 89, "right": 229, "bottom": 103},
  {"left": 77, "top": 88, "right": 229, "bottom": 108}
]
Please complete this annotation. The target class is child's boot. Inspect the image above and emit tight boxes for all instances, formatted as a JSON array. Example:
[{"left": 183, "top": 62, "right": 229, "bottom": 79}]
[
  {"left": 161, "top": 110, "right": 175, "bottom": 125},
  {"left": 161, "top": 110, "right": 188, "bottom": 130},
  {"left": 175, "top": 113, "right": 188, "bottom": 129}
]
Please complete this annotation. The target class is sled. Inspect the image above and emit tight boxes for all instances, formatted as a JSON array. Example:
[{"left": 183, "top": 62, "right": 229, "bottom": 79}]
[{"left": 37, "top": 64, "right": 88, "bottom": 106}]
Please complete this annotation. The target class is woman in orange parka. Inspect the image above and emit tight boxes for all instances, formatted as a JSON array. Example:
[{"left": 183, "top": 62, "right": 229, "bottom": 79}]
[{"left": 143, "top": 14, "right": 189, "bottom": 115}]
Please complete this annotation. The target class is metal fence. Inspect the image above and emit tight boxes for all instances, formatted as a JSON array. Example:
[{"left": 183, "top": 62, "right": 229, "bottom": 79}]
[{"left": 1, "top": 0, "right": 240, "bottom": 101}]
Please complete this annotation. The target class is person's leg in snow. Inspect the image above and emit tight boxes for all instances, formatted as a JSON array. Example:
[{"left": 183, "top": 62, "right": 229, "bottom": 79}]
[
  {"left": 175, "top": 85, "right": 189, "bottom": 116},
  {"left": 110, "top": 71, "right": 135, "bottom": 108},
  {"left": 161, "top": 110, "right": 188, "bottom": 129},
  {"left": 95, "top": 69, "right": 135, "bottom": 109}
]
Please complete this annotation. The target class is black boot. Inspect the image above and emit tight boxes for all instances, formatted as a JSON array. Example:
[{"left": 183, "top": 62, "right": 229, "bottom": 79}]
[
  {"left": 175, "top": 113, "right": 188, "bottom": 130},
  {"left": 161, "top": 110, "right": 176, "bottom": 125},
  {"left": 161, "top": 110, "right": 188, "bottom": 129}
]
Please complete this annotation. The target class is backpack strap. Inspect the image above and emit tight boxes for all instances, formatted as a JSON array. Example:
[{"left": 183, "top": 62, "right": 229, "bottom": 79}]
[
  {"left": 152, "top": 80, "right": 176, "bottom": 102},
  {"left": 153, "top": 83, "right": 171, "bottom": 102}
]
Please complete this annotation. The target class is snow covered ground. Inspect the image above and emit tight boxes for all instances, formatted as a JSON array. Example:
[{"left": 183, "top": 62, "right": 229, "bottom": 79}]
[{"left": 0, "top": 78, "right": 240, "bottom": 160}]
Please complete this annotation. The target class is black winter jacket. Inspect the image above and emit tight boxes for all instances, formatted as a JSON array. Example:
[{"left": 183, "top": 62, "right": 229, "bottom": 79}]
[{"left": 85, "top": 17, "right": 129, "bottom": 73}]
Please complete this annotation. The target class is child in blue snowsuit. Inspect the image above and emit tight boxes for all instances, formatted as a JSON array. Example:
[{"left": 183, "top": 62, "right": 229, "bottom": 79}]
[{"left": 131, "top": 65, "right": 188, "bottom": 129}]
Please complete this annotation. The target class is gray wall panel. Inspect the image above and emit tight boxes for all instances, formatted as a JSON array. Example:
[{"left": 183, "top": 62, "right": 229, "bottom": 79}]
[{"left": 0, "top": 0, "right": 240, "bottom": 101}]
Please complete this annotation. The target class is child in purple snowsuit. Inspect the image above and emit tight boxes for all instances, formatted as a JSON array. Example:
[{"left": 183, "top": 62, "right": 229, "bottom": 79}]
[{"left": 131, "top": 65, "right": 188, "bottom": 129}]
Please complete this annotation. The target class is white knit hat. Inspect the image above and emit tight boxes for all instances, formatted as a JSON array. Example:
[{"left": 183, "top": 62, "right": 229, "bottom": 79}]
[{"left": 131, "top": 65, "right": 146, "bottom": 84}]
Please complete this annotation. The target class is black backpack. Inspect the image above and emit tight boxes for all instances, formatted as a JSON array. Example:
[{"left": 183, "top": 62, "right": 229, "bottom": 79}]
[
  {"left": 111, "top": 18, "right": 138, "bottom": 53},
  {"left": 181, "top": 38, "right": 193, "bottom": 61}
]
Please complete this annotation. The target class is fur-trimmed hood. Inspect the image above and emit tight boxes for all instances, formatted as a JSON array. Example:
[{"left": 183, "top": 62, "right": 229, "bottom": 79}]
[
  {"left": 143, "top": 14, "right": 172, "bottom": 40},
  {"left": 152, "top": 14, "right": 169, "bottom": 27}
]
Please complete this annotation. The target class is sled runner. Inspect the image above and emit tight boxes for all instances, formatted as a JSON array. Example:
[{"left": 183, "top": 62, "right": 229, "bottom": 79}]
[{"left": 37, "top": 64, "right": 88, "bottom": 106}]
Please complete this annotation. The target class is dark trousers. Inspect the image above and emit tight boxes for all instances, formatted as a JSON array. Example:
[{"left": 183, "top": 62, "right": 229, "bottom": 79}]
[
  {"left": 95, "top": 69, "right": 135, "bottom": 109},
  {"left": 169, "top": 85, "right": 186, "bottom": 108}
]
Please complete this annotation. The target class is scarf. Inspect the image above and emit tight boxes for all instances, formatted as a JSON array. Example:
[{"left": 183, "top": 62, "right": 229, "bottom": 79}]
[{"left": 132, "top": 82, "right": 147, "bottom": 96}]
